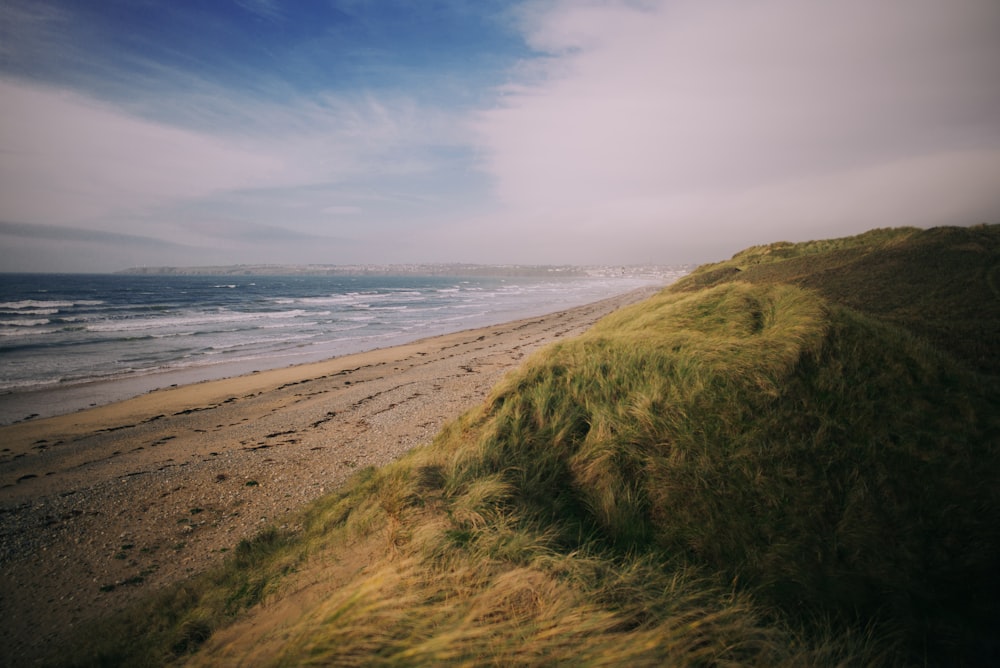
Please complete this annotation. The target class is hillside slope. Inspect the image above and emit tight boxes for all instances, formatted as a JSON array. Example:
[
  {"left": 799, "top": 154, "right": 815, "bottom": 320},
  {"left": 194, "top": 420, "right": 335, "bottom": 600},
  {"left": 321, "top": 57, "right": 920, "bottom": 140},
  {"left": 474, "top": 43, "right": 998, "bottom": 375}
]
[
  {"left": 676, "top": 225, "right": 1000, "bottom": 375},
  {"left": 65, "top": 225, "right": 1000, "bottom": 667}
]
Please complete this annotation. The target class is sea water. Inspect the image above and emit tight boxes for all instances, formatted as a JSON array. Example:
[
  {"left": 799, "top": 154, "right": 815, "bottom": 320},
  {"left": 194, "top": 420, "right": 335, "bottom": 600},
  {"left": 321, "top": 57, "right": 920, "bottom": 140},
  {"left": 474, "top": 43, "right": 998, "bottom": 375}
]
[{"left": 0, "top": 272, "right": 664, "bottom": 424}]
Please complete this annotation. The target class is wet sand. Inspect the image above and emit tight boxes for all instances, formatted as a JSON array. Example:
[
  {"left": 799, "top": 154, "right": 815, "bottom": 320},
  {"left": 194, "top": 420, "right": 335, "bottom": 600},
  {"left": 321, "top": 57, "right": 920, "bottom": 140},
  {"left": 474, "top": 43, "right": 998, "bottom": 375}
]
[{"left": 0, "top": 287, "right": 657, "bottom": 665}]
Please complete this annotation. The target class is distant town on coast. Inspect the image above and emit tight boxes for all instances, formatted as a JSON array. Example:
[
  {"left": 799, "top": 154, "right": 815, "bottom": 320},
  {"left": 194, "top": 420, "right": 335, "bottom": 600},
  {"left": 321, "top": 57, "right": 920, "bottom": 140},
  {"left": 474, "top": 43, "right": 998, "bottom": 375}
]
[{"left": 116, "top": 263, "right": 694, "bottom": 280}]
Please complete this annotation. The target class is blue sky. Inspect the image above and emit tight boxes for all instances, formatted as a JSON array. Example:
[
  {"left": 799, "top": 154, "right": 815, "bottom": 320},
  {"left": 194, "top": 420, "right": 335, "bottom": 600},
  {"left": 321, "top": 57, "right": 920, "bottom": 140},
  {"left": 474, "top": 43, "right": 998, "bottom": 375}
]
[{"left": 2, "top": 0, "right": 999, "bottom": 272}]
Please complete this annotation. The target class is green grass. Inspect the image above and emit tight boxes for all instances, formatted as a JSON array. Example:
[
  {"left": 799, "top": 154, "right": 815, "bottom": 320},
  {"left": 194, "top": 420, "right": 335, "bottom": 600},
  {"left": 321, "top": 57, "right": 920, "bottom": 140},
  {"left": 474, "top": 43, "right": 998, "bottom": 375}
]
[
  {"left": 57, "top": 224, "right": 1000, "bottom": 666},
  {"left": 676, "top": 224, "right": 1000, "bottom": 375}
]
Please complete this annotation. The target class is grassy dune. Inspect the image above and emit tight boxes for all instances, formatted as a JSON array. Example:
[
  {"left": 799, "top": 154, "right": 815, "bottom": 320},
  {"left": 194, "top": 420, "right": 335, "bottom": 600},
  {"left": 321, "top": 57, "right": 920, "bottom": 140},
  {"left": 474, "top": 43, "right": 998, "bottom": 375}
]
[{"left": 64, "top": 225, "right": 999, "bottom": 666}]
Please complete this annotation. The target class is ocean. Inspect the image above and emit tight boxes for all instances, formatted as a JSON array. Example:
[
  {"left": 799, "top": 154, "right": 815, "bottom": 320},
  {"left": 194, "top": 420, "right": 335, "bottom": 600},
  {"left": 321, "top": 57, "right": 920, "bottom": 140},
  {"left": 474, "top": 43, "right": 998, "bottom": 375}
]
[{"left": 0, "top": 272, "right": 666, "bottom": 424}]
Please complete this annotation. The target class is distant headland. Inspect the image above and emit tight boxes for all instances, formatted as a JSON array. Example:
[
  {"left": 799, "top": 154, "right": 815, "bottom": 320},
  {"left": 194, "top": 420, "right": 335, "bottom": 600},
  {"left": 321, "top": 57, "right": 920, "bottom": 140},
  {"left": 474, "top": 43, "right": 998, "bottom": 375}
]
[{"left": 116, "top": 263, "right": 692, "bottom": 279}]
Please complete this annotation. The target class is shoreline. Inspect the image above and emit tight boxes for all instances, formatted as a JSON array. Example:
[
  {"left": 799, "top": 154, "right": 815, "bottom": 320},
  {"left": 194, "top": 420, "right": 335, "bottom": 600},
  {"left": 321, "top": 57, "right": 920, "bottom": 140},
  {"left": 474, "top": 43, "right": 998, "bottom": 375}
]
[
  {"left": 0, "top": 280, "right": 666, "bottom": 427},
  {"left": 0, "top": 286, "right": 658, "bottom": 665}
]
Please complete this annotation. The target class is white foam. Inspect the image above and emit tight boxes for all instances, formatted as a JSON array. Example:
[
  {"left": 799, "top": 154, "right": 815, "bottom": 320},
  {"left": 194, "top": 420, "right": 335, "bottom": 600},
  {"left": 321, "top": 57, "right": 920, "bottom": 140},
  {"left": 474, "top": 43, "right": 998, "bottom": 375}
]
[
  {"left": 0, "top": 299, "right": 74, "bottom": 309},
  {"left": 0, "top": 307, "right": 59, "bottom": 316},
  {"left": 0, "top": 318, "right": 50, "bottom": 327}
]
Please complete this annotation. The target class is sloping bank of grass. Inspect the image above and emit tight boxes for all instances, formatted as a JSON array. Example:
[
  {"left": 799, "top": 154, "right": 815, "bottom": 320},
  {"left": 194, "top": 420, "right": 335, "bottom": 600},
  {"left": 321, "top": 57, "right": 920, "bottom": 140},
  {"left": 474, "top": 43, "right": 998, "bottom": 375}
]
[{"left": 62, "top": 227, "right": 1000, "bottom": 666}]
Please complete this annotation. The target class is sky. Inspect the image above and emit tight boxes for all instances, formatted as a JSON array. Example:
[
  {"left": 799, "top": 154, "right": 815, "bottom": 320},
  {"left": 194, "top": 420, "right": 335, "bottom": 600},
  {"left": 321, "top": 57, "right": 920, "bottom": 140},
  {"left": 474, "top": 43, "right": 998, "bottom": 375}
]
[{"left": 1, "top": 0, "right": 998, "bottom": 272}]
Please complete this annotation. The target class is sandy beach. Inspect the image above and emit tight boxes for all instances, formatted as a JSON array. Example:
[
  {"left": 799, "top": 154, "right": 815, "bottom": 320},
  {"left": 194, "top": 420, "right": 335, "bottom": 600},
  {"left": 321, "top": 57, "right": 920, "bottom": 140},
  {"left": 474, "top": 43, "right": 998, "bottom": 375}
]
[{"left": 0, "top": 287, "right": 656, "bottom": 665}]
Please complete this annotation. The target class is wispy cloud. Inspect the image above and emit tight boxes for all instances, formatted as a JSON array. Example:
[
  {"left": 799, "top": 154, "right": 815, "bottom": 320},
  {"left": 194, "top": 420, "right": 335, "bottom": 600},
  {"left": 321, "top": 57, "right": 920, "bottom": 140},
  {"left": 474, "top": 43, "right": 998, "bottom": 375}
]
[
  {"left": 234, "top": 0, "right": 284, "bottom": 22},
  {"left": 0, "top": 2, "right": 70, "bottom": 65},
  {"left": 322, "top": 205, "right": 363, "bottom": 216},
  {"left": 0, "top": 220, "right": 189, "bottom": 246},
  {"left": 0, "top": 80, "right": 285, "bottom": 226},
  {"left": 0, "top": 76, "right": 472, "bottom": 232},
  {"left": 0, "top": 219, "right": 210, "bottom": 272}
]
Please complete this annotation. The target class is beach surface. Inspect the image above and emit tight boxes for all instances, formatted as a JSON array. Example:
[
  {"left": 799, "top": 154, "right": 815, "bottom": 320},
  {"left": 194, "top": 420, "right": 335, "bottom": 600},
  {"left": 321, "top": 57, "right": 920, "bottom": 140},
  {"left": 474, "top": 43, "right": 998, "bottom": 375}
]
[{"left": 0, "top": 287, "right": 657, "bottom": 665}]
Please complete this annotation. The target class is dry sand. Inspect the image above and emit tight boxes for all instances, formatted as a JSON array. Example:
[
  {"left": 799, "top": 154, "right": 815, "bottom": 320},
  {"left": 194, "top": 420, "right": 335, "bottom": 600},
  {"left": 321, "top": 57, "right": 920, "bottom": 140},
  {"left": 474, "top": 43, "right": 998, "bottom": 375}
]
[{"left": 0, "top": 287, "right": 657, "bottom": 665}]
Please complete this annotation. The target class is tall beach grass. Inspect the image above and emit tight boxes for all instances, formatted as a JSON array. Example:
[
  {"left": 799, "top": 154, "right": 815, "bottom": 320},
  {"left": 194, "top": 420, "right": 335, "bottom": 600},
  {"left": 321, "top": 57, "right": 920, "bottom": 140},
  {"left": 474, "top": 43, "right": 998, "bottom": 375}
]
[{"left": 58, "top": 225, "right": 1000, "bottom": 667}]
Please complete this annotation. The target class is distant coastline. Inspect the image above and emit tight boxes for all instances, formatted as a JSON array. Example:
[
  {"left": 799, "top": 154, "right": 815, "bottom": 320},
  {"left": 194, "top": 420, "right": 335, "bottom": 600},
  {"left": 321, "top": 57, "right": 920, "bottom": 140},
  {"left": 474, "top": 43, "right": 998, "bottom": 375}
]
[
  {"left": 116, "top": 263, "right": 693, "bottom": 279},
  {"left": 0, "top": 272, "right": 679, "bottom": 424}
]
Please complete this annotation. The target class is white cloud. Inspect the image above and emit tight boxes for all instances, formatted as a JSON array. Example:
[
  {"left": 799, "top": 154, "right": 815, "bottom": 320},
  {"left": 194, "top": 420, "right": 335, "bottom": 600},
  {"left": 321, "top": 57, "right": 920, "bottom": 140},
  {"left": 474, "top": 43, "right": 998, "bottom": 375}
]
[
  {"left": 257, "top": 91, "right": 468, "bottom": 185},
  {"left": 322, "top": 205, "right": 363, "bottom": 215},
  {"left": 0, "top": 79, "right": 285, "bottom": 226},
  {"left": 0, "top": 77, "right": 470, "bottom": 241},
  {"left": 474, "top": 0, "right": 1000, "bottom": 259}
]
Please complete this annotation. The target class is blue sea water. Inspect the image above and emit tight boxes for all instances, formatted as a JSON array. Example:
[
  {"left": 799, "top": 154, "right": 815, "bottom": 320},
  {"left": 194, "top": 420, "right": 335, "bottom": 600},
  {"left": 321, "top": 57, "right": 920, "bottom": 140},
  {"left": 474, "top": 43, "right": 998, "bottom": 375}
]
[{"left": 0, "top": 272, "right": 662, "bottom": 424}]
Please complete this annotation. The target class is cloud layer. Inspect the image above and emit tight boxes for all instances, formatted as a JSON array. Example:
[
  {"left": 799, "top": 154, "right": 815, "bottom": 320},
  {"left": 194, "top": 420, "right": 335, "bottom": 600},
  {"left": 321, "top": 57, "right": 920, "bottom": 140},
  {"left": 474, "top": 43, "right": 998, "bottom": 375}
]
[
  {"left": 0, "top": 77, "right": 475, "bottom": 264},
  {"left": 472, "top": 0, "right": 1000, "bottom": 260},
  {"left": 0, "top": 80, "right": 283, "bottom": 226}
]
